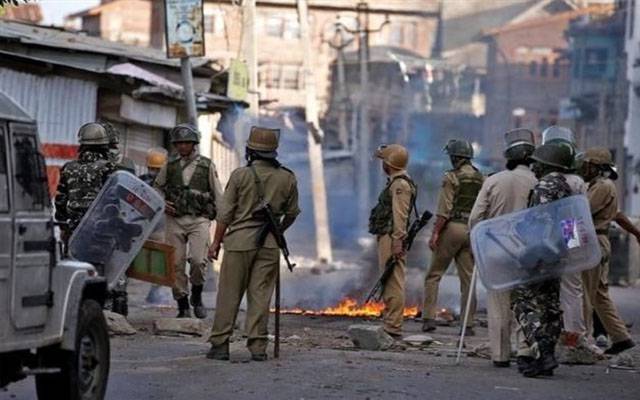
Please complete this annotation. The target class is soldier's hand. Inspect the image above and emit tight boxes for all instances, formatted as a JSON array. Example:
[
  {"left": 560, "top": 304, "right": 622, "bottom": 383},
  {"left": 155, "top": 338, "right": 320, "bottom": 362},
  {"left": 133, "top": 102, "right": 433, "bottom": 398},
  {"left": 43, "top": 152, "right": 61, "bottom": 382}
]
[
  {"left": 165, "top": 201, "right": 176, "bottom": 216},
  {"left": 208, "top": 241, "right": 222, "bottom": 261},
  {"left": 429, "top": 233, "right": 439, "bottom": 251},
  {"left": 392, "top": 239, "right": 405, "bottom": 257}
]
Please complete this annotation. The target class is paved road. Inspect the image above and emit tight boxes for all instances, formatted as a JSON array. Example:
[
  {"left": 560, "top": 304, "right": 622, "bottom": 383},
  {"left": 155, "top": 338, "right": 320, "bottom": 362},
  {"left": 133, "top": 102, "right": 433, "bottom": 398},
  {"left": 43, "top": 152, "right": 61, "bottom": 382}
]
[{"left": 3, "top": 286, "right": 639, "bottom": 400}]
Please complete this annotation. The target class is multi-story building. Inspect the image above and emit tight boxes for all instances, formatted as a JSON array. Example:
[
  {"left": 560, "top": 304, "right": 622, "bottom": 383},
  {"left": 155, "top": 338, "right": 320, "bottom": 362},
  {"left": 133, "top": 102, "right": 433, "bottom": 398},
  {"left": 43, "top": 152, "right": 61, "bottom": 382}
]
[{"left": 625, "top": 0, "right": 640, "bottom": 216}]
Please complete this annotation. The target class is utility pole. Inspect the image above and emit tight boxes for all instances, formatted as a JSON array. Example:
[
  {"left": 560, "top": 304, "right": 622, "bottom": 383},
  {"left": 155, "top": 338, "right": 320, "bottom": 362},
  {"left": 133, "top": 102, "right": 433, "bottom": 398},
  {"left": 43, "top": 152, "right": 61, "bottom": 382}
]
[
  {"left": 180, "top": 57, "right": 198, "bottom": 126},
  {"left": 327, "top": 21, "right": 353, "bottom": 149},
  {"left": 242, "top": 0, "right": 259, "bottom": 116},
  {"left": 297, "top": 0, "right": 333, "bottom": 263}
]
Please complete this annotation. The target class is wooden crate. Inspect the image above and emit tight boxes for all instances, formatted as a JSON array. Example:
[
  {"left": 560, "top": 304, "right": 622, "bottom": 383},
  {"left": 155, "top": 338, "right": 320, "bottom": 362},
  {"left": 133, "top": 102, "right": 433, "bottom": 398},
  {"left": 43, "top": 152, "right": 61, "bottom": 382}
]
[{"left": 127, "top": 240, "right": 175, "bottom": 287}]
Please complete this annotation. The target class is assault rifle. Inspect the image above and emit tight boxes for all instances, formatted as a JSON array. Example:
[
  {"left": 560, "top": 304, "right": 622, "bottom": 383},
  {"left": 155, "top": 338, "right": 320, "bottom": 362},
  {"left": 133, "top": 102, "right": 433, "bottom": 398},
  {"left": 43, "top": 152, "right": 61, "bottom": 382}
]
[
  {"left": 365, "top": 210, "right": 433, "bottom": 303},
  {"left": 254, "top": 202, "right": 297, "bottom": 272}
]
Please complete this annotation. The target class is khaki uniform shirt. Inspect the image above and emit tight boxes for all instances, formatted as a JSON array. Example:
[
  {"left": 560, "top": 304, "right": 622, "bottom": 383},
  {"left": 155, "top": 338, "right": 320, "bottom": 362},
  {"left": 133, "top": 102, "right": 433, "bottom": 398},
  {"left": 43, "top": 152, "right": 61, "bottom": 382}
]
[
  {"left": 154, "top": 151, "right": 223, "bottom": 224},
  {"left": 436, "top": 163, "right": 484, "bottom": 220},
  {"left": 469, "top": 165, "right": 537, "bottom": 229},
  {"left": 388, "top": 170, "right": 415, "bottom": 240},
  {"left": 587, "top": 176, "right": 618, "bottom": 232},
  {"left": 218, "top": 160, "right": 300, "bottom": 251}
]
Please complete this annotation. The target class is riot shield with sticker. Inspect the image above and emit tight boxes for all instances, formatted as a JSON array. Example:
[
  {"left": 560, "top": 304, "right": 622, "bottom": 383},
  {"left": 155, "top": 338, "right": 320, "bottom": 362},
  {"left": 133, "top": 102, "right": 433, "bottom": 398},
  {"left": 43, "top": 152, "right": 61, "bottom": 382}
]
[
  {"left": 68, "top": 171, "right": 165, "bottom": 289},
  {"left": 471, "top": 195, "right": 601, "bottom": 291}
]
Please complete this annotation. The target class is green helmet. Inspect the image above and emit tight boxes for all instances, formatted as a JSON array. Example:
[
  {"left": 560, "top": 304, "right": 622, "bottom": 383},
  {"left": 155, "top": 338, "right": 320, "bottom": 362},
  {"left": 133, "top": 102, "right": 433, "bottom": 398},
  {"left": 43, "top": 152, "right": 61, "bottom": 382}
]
[
  {"left": 503, "top": 128, "right": 535, "bottom": 161},
  {"left": 170, "top": 124, "right": 200, "bottom": 144},
  {"left": 443, "top": 139, "right": 473, "bottom": 159},
  {"left": 530, "top": 143, "right": 573, "bottom": 171},
  {"left": 542, "top": 126, "right": 577, "bottom": 169},
  {"left": 77, "top": 122, "right": 109, "bottom": 146}
]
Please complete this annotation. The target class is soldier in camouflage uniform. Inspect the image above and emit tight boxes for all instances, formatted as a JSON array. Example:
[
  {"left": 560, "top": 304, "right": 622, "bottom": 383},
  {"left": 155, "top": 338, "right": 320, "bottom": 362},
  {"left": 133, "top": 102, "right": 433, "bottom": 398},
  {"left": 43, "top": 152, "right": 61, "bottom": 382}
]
[
  {"left": 511, "top": 143, "right": 575, "bottom": 378},
  {"left": 155, "top": 124, "right": 223, "bottom": 318},
  {"left": 423, "top": 139, "right": 484, "bottom": 335},
  {"left": 55, "top": 123, "right": 117, "bottom": 247},
  {"left": 100, "top": 120, "right": 136, "bottom": 173}
]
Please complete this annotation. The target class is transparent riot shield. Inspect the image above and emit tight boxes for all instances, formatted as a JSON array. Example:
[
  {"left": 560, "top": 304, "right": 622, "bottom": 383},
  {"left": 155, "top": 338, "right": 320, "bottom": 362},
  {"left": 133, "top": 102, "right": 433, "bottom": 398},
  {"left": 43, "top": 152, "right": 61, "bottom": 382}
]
[
  {"left": 471, "top": 195, "right": 601, "bottom": 290},
  {"left": 68, "top": 171, "right": 164, "bottom": 289},
  {"left": 542, "top": 126, "right": 575, "bottom": 145}
]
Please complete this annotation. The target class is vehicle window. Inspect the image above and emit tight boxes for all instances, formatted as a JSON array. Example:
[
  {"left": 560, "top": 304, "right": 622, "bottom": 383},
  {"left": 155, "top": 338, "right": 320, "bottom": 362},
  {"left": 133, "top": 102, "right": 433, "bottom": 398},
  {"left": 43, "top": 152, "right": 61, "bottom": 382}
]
[
  {"left": 13, "top": 133, "right": 47, "bottom": 211},
  {"left": 0, "top": 127, "right": 8, "bottom": 212}
]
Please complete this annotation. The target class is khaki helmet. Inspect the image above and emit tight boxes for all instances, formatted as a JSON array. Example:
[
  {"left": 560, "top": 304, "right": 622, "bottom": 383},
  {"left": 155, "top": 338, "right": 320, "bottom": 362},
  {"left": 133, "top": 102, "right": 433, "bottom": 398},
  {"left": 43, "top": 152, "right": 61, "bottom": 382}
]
[
  {"left": 443, "top": 139, "right": 474, "bottom": 159},
  {"left": 147, "top": 148, "right": 168, "bottom": 169},
  {"left": 78, "top": 122, "right": 109, "bottom": 146},
  {"left": 375, "top": 144, "right": 409, "bottom": 170},
  {"left": 247, "top": 126, "right": 280, "bottom": 157},
  {"left": 583, "top": 147, "right": 617, "bottom": 180},
  {"left": 503, "top": 128, "right": 535, "bottom": 161},
  {"left": 170, "top": 124, "right": 200, "bottom": 143},
  {"left": 530, "top": 143, "right": 573, "bottom": 171}
]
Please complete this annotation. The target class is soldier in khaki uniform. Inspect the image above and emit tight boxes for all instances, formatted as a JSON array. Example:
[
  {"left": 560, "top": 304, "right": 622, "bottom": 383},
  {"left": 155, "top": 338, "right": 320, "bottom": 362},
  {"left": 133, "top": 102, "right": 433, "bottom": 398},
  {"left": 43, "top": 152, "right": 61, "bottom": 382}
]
[
  {"left": 469, "top": 129, "right": 537, "bottom": 368},
  {"left": 206, "top": 127, "right": 300, "bottom": 361},
  {"left": 368, "top": 144, "right": 416, "bottom": 338},
  {"left": 423, "top": 139, "right": 484, "bottom": 334},
  {"left": 154, "top": 124, "right": 223, "bottom": 318},
  {"left": 579, "top": 148, "right": 635, "bottom": 355}
]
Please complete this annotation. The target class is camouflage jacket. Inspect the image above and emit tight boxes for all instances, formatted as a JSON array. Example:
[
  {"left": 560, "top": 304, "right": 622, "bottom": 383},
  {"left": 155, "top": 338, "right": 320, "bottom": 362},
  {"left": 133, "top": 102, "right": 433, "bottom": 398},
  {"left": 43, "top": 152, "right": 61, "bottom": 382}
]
[
  {"left": 529, "top": 172, "right": 573, "bottom": 207},
  {"left": 55, "top": 150, "right": 117, "bottom": 232}
]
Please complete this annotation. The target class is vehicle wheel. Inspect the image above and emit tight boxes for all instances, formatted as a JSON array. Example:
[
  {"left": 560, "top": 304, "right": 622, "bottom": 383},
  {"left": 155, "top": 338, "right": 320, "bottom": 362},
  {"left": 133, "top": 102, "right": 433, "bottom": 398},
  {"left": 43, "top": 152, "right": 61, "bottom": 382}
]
[{"left": 36, "top": 299, "right": 110, "bottom": 400}]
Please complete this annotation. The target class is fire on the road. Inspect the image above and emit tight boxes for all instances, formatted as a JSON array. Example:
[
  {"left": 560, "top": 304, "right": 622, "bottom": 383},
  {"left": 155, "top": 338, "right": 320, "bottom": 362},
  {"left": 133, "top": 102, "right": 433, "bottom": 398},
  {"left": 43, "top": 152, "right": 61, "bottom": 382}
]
[{"left": 272, "top": 297, "right": 419, "bottom": 318}]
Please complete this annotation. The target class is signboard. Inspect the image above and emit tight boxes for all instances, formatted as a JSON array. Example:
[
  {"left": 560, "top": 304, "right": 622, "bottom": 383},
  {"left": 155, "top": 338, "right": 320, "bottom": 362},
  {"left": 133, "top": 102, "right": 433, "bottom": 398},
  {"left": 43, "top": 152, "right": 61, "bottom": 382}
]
[
  {"left": 127, "top": 240, "right": 176, "bottom": 287},
  {"left": 227, "top": 59, "right": 249, "bottom": 101},
  {"left": 164, "top": 0, "right": 205, "bottom": 58}
]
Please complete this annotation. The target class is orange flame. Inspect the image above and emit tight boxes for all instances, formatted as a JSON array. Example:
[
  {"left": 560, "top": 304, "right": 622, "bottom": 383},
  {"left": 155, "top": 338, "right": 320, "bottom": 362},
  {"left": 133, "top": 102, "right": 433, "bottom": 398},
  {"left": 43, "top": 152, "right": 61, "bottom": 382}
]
[{"left": 274, "top": 297, "right": 419, "bottom": 318}]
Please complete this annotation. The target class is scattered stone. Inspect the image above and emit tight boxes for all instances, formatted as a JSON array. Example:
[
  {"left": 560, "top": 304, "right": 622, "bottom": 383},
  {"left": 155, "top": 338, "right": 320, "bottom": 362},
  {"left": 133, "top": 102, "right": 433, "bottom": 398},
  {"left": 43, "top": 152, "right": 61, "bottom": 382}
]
[
  {"left": 403, "top": 335, "right": 434, "bottom": 347},
  {"left": 153, "top": 318, "right": 206, "bottom": 337},
  {"left": 469, "top": 342, "right": 491, "bottom": 359},
  {"left": 556, "top": 343, "right": 601, "bottom": 365},
  {"left": 103, "top": 311, "right": 136, "bottom": 336},
  {"left": 610, "top": 353, "right": 635, "bottom": 369},
  {"left": 347, "top": 325, "right": 394, "bottom": 351}
]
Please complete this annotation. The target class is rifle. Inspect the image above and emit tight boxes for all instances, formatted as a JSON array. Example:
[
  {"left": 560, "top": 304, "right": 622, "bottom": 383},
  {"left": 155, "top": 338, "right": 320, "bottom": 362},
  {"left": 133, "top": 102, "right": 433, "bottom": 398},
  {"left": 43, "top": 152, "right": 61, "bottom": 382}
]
[
  {"left": 365, "top": 210, "right": 433, "bottom": 303},
  {"left": 254, "top": 202, "right": 297, "bottom": 272}
]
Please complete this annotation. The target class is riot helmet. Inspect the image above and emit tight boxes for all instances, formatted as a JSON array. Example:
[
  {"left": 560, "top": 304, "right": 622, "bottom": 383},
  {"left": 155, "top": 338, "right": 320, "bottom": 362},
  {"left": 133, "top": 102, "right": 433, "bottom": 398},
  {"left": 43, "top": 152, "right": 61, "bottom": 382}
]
[
  {"left": 170, "top": 124, "right": 200, "bottom": 144},
  {"left": 503, "top": 128, "right": 535, "bottom": 161},
  {"left": 375, "top": 144, "right": 409, "bottom": 170},
  {"left": 443, "top": 139, "right": 474, "bottom": 159},
  {"left": 77, "top": 123, "right": 110, "bottom": 146},
  {"left": 246, "top": 126, "right": 280, "bottom": 158}
]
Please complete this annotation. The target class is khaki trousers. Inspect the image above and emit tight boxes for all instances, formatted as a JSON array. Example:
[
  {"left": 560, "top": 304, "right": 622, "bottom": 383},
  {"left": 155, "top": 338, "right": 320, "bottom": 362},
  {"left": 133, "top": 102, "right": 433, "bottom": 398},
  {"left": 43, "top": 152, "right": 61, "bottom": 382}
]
[
  {"left": 560, "top": 272, "right": 586, "bottom": 334},
  {"left": 377, "top": 235, "right": 406, "bottom": 336},
  {"left": 487, "top": 289, "right": 512, "bottom": 362},
  {"left": 208, "top": 247, "right": 279, "bottom": 354},
  {"left": 166, "top": 216, "right": 210, "bottom": 300},
  {"left": 582, "top": 235, "right": 630, "bottom": 343},
  {"left": 423, "top": 222, "right": 476, "bottom": 327}
]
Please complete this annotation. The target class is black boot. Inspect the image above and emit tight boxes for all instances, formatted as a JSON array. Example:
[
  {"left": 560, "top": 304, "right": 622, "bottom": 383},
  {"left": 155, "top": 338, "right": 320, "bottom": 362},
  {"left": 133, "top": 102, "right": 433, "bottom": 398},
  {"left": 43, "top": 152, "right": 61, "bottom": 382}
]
[
  {"left": 190, "top": 285, "right": 207, "bottom": 319},
  {"left": 517, "top": 356, "right": 534, "bottom": 373},
  {"left": 605, "top": 339, "right": 635, "bottom": 355},
  {"left": 206, "top": 342, "right": 230, "bottom": 360},
  {"left": 422, "top": 319, "right": 436, "bottom": 332},
  {"left": 522, "top": 353, "right": 558, "bottom": 378},
  {"left": 177, "top": 297, "right": 191, "bottom": 318}
]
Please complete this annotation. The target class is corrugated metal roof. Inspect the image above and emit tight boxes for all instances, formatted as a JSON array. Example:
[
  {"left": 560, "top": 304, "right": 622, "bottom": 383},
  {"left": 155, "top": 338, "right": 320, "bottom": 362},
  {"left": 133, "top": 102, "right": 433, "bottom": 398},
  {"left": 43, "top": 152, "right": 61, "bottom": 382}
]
[
  {"left": 0, "top": 67, "right": 97, "bottom": 146},
  {"left": 0, "top": 19, "right": 209, "bottom": 69}
]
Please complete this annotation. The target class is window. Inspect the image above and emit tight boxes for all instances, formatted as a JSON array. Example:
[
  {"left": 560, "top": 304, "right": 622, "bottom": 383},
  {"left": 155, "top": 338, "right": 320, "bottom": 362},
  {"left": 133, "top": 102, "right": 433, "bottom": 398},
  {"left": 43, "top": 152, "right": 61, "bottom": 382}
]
[
  {"left": 540, "top": 58, "right": 549, "bottom": 77},
  {"left": 553, "top": 60, "right": 561, "bottom": 78},
  {"left": 282, "top": 66, "right": 300, "bottom": 89},
  {"left": 204, "top": 10, "right": 225, "bottom": 36},
  {"left": 0, "top": 128, "right": 8, "bottom": 212},
  {"left": 529, "top": 61, "right": 538, "bottom": 76},
  {"left": 266, "top": 16, "right": 284, "bottom": 37},
  {"left": 583, "top": 48, "right": 609, "bottom": 78},
  {"left": 283, "top": 16, "right": 300, "bottom": 39},
  {"left": 12, "top": 132, "right": 47, "bottom": 211},
  {"left": 389, "top": 24, "right": 404, "bottom": 46},
  {"left": 266, "top": 65, "right": 281, "bottom": 88}
]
